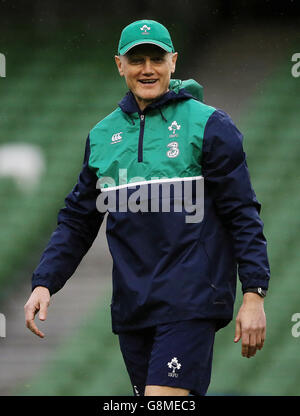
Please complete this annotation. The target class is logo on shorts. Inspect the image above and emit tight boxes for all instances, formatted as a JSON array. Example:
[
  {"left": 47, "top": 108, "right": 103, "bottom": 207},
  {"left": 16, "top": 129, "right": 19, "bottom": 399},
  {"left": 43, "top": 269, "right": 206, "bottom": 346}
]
[{"left": 167, "top": 357, "right": 182, "bottom": 378}]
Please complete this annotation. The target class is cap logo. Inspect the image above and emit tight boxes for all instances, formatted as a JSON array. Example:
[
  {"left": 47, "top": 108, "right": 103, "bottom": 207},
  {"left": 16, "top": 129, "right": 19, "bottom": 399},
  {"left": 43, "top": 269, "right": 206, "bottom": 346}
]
[{"left": 140, "top": 24, "right": 151, "bottom": 35}]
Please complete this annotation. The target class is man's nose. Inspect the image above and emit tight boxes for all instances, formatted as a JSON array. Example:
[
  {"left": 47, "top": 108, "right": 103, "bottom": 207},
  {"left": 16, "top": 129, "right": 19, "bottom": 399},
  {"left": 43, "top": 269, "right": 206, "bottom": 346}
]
[{"left": 142, "top": 58, "right": 154, "bottom": 75}]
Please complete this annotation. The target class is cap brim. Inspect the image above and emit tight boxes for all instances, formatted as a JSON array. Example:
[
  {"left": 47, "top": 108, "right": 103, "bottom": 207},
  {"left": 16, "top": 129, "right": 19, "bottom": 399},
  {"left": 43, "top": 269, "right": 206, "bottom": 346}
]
[{"left": 119, "top": 40, "right": 173, "bottom": 55}]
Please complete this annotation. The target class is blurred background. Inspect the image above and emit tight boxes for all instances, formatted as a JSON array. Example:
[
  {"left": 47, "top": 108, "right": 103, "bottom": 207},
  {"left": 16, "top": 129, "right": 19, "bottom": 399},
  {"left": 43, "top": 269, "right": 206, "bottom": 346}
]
[{"left": 0, "top": 0, "right": 300, "bottom": 396}]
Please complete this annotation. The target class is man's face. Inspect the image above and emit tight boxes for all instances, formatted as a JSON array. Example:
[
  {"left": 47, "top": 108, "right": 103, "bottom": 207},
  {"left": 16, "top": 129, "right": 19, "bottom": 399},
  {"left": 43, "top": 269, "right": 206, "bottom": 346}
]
[{"left": 115, "top": 44, "right": 178, "bottom": 111}]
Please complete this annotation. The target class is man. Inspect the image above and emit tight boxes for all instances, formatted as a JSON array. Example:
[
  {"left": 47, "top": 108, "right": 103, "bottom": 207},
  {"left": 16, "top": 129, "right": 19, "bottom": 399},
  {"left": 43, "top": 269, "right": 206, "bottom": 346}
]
[{"left": 24, "top": 20, "right": 270, "bottom": 396}]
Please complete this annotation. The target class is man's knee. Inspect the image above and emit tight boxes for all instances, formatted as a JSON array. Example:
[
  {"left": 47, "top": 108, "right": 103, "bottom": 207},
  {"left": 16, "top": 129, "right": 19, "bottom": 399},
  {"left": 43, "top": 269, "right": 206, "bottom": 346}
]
[{"left": 144, "top": 385, "right": 190, "bottom": 396}]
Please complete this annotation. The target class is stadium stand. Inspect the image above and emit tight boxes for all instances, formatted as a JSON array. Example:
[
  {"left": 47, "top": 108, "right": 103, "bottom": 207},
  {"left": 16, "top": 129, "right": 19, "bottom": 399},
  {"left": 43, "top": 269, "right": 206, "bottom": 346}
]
[
  {"left": 210, "top": 57, "right": 300, "bottom": 395},
  {"left": 0, "top": 42, "right": 125, "bottom": 299}
]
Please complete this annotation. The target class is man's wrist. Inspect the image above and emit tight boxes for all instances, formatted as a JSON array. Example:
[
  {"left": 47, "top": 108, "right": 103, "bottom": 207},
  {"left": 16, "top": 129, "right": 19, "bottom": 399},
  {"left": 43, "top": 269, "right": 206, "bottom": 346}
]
[
  {"left": 33, "top": 285, "right": 50, "bottom": 295},
  {"left": 242, "top": 292, "right": 265, "bottom": 304},
  {"left": 243, "top": 287, "right": 267, "bottom": 298}
]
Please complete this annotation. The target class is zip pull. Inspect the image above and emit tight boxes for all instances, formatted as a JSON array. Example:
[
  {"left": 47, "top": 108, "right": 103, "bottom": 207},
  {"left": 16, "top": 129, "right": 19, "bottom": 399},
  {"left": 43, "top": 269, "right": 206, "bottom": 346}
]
[{"left": 138, "top": 114, "right": 145, "bottom": 162}]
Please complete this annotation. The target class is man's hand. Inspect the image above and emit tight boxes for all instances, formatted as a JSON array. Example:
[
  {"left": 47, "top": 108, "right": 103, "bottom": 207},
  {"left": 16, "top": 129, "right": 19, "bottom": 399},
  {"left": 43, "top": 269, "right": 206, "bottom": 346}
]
[
  {"left": 24, "top": 286, "right": 50, "bottom": 338},
  {"left": 234, "top": 292, "right": 266, "bottom": 358}
]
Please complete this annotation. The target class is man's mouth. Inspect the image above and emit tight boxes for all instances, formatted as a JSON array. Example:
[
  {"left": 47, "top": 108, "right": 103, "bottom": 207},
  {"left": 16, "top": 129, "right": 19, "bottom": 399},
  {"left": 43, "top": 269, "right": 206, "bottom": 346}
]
[{"left": 138, "top": 79, "right": 158, "bottom": 85}]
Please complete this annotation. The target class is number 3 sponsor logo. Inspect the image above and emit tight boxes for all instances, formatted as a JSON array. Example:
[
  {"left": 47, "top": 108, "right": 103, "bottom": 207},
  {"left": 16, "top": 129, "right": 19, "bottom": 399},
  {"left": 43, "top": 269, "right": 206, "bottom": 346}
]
[{"left": 167, "top": 141, "right": 179, "bottom": 158}]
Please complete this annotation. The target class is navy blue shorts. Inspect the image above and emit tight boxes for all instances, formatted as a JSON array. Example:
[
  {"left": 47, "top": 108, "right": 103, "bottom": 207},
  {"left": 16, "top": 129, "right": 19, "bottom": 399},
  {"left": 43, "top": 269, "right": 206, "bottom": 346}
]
[{"left": 118, "top": 319, "right": 217, "bottom": 396}]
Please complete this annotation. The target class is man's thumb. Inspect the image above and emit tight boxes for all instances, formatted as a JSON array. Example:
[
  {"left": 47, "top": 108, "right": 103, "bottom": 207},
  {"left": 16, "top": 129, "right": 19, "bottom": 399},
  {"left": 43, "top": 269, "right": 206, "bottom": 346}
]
[{"left": 39, "top": 303, "right": 48, "bottom": 321}]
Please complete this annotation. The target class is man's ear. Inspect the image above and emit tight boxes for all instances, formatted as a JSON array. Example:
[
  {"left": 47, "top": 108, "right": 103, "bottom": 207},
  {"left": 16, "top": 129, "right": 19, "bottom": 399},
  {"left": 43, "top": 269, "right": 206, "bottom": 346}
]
[
  {"left": 115, "top": 55, "right": 124, "bottom": 76},
  {"left": 170, "top": 52, "right": 178, "bottom": 74}
]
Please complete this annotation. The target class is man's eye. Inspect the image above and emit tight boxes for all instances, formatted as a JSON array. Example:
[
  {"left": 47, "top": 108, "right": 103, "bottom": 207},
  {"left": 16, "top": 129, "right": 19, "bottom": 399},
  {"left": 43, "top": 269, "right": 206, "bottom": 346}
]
[
  {"left": 152, "top": 57, "right": 163, "bottom": 62},
  {"left": 130, "top": 58, "right": 143, "bottom": 64}
]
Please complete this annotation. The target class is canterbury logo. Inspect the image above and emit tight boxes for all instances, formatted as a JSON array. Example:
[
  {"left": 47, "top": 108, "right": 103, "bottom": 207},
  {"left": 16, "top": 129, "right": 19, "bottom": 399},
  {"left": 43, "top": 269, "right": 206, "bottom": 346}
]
[{"left": 111, "top": 132, "right": 123, "bottom": 144}]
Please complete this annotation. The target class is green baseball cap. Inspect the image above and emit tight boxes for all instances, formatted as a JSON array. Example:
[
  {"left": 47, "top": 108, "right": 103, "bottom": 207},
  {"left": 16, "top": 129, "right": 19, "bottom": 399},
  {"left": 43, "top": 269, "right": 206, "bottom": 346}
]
[{"left": 118, "top": 19, "right": 175, "bottom": 55}]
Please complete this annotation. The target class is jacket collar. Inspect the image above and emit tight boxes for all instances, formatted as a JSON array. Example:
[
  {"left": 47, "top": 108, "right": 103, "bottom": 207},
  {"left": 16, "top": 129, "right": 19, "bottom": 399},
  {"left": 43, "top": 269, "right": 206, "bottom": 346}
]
[{"left": 118, "top": 87, "right": 193, "bottom": 115}]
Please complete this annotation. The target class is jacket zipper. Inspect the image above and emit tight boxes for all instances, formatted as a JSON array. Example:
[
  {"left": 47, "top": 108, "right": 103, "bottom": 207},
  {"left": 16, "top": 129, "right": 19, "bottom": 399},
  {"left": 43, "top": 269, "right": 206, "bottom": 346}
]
[{"left": 138, "top": 114, "right": 145, "bottom": 162}]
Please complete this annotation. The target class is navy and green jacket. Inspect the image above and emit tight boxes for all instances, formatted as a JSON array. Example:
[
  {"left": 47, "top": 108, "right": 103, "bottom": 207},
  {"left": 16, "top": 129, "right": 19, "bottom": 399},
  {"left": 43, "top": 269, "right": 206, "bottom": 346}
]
[{"left": 32, "top": 79, "right": 270, "bottom": 333}]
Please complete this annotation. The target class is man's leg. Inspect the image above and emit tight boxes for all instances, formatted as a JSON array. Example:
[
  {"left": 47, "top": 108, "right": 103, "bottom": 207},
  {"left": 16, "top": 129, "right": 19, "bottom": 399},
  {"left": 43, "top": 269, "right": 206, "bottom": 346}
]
[
  {"left": 145, "top": 319, "right": 216, "bottom": 396},
  {"left": 118, "top": 327, "right": 155, "bottom": 396},
  {"left": 145, "top": 385, "right": 190, "bottom": 396},
  {"left": 118, "top": 319, "right": 216, "bottom": 396}
]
